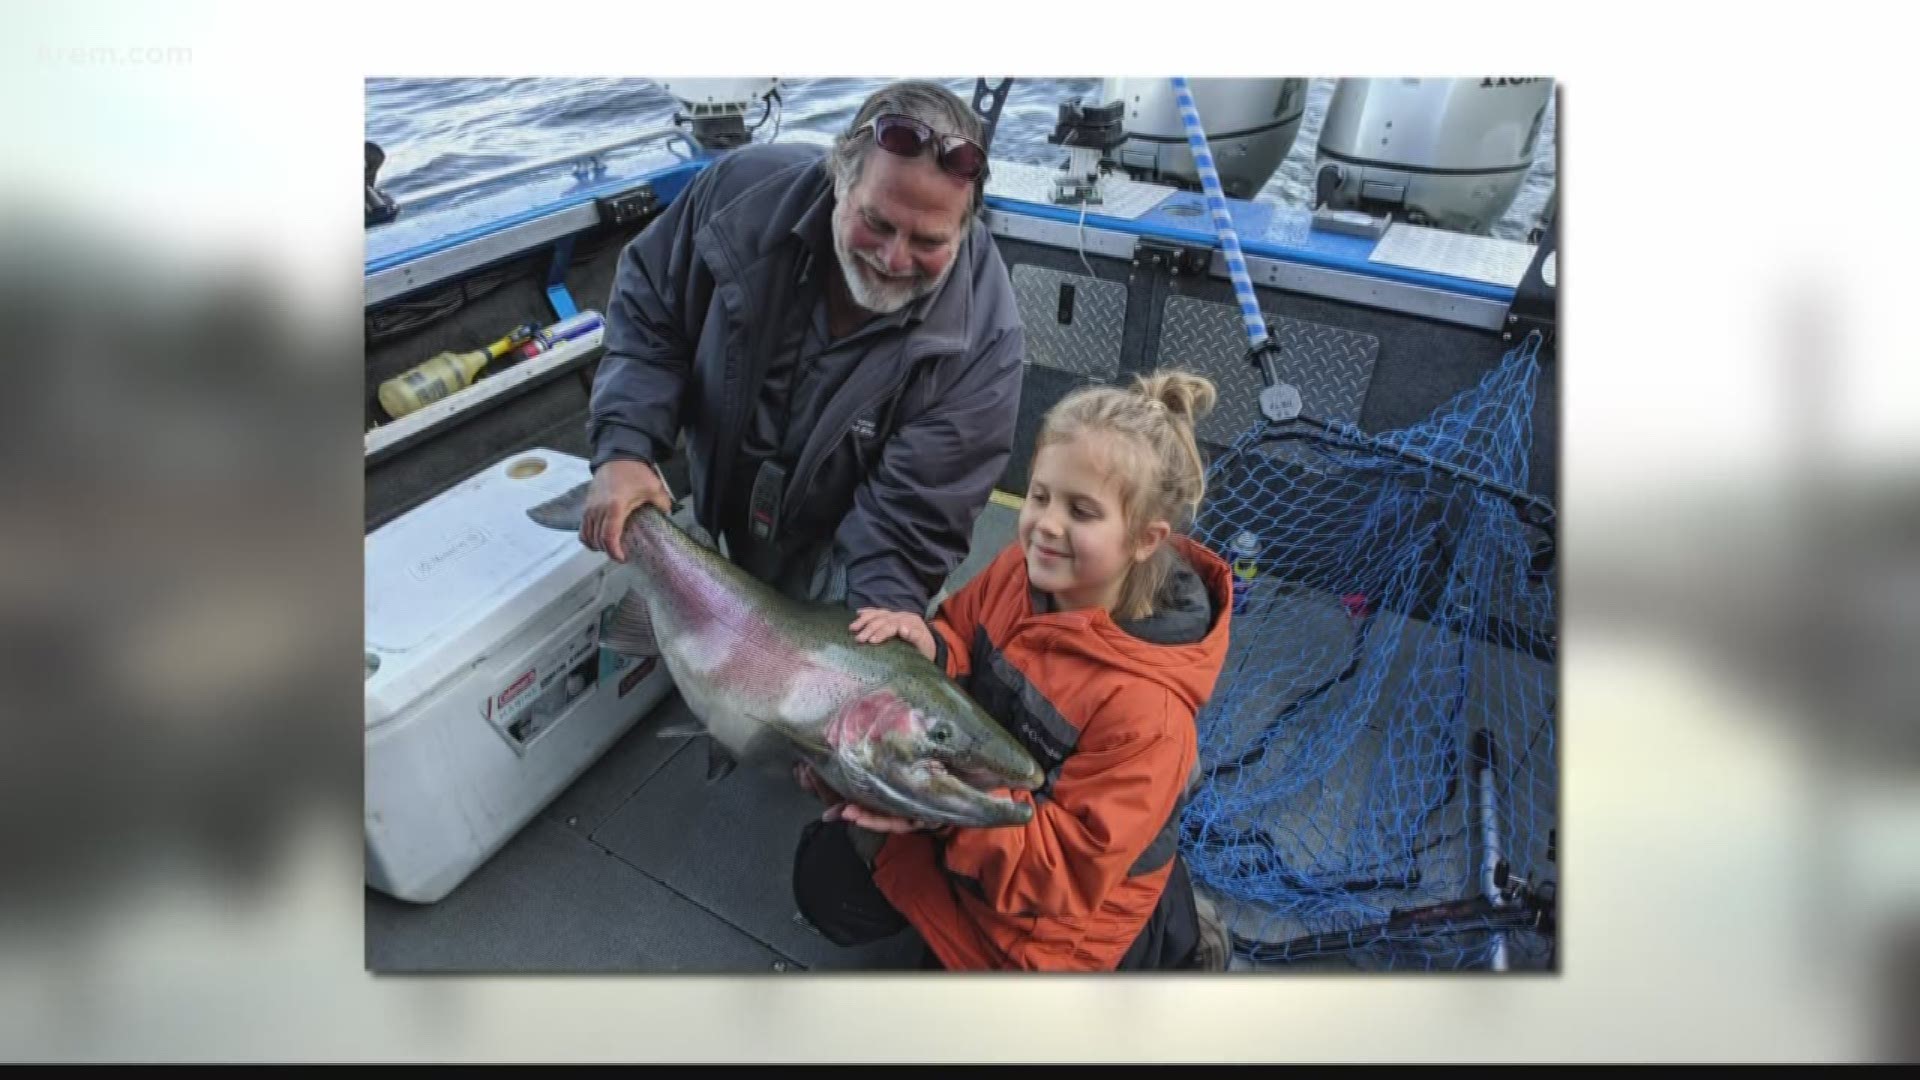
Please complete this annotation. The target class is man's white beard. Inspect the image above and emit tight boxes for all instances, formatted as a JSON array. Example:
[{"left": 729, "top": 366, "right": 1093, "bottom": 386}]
[{"left": 831, "top": 202, "right": 958, "bottom": 316}]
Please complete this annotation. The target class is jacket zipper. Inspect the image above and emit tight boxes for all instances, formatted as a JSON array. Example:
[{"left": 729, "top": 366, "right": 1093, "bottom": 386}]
[
  {"left": 784, "top": 346, "right": 938, "bottom": 521},
  {"left": 709, "top": 255, "right": 798, "bottom": 528}
]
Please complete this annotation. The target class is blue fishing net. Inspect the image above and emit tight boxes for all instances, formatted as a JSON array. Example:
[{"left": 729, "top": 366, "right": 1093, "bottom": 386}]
[{"left": 1180, "top": 332, "right": 1558, "bottom": 971}]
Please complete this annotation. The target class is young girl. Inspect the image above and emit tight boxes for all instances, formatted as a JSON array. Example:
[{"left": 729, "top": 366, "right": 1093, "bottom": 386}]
[{"left": 792, "top": 369, "right": 1234, "bottom": 971}]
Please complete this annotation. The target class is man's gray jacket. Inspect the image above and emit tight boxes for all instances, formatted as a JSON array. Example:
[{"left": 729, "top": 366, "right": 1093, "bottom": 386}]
[{"left": 587, "top": 142, "right": 1025, "bottom": 614}]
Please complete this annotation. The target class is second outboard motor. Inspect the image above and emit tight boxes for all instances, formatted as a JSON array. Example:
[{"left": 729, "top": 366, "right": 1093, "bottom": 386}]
[
  {"left": 1102, "top": 78, "right": 1308, "bottom": 200},
  {"left": 1314, "top": 77, "right": 1553, "bottom": 235}
]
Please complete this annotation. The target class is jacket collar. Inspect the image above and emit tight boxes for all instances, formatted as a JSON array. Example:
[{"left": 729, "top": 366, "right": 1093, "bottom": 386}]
[
  {"left": 1115, "top": 553, "right": 1217, "bottom": 646},
  {"left": 1013, "top": 535, "right": 1235, "bottom": 712},
  {"left": 1025, "top": 547, "right": 1219, "bottom": 648}
]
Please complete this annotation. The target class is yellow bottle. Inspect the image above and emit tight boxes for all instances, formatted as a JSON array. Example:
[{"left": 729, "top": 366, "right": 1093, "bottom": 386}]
[
  {"left": 377, "top": 349, "right": 487, "bottom": 419},
  {"left": 377, "top": 326, "right": 530, "bottom": 420}
]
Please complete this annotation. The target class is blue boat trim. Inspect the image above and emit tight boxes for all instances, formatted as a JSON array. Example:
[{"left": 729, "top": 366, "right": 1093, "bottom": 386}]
[
  {"left": 367, "top": 150, "right": 1515, "bottom": 306},
  {"left": 988, "top": 193, "right": 1518, "bottom": 303},
  {"left": 546, "top": 236, "right": 578, "bottom": 320},
  {"left": 366, "top": 160, "right": 707, "bottom": 276}
]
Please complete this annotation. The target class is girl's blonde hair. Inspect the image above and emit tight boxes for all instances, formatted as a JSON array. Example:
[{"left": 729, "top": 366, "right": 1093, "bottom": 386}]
[{"left": 1034, "top": 368, "right": 1218, "bottom": 621}]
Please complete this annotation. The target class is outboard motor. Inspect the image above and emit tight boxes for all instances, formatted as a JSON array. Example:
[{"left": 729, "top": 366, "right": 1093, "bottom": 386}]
[
  {"left": 1101, "top": 78, "right": 1308, "bottom": 200},
  {"left": 660, "top": 78, "right": 781, "bottom": 151},
  {"left": 1313, "top": 77, "right": 1553, "bottom": 235},
  {"left": 365, "top": 141, "right": 398, "bottom": 227}
]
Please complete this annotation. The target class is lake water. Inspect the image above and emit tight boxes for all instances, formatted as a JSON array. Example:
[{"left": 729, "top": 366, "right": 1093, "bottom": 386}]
[{"left": 366, "top": 77, "right": 1556, "bottom": 241}]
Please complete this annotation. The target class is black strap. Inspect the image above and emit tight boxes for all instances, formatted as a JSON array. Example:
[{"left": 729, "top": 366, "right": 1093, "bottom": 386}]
[
  {"left": 365, "top": 140, "right": 398, "bottom": 227},
  {"left": 712, "top": 248, "right": 804, "bottom": 539},
  {"left": 1115, "top": 853, "right": 1201, "bottom": 970}
]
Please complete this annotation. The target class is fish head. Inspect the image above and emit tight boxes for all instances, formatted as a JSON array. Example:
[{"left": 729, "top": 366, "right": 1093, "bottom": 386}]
[{"left": 823, "top": 685, "right": 1044, "bottom": 829}]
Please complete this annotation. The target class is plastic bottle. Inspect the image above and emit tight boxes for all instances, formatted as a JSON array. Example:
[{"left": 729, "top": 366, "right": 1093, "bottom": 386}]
[
  {"left": 1229, "top": 530, "right": 1261, "bottom": 614},
  {"left": 377, "top": 323, "right": 536, "bottom": 420},
  {"left": 377, "top": 348, "right": 488, "bottom": 420},
  {"left": 514, "top": 310, "right": 605, "bottom": 361}
]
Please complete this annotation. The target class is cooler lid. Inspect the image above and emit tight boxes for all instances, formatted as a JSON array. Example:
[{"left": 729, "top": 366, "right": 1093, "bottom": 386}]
[{"left": 365, "top": 450, "right": 591, "bottom": 656}]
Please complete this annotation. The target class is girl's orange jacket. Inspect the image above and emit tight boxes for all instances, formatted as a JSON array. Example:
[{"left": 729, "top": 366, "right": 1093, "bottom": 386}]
[{"left": 870, "top": 534, "right": 1233, "bottom": 970}]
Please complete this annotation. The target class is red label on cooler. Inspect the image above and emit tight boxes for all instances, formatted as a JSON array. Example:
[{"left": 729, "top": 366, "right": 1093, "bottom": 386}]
[{"left": 498, "top": 668, "right": 536, "bottom": 708}]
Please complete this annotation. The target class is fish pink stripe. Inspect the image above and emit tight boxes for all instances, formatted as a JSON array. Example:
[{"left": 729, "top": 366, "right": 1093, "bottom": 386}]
[{"left": 629, "top": 514, "right": 859, "bottom": 715}]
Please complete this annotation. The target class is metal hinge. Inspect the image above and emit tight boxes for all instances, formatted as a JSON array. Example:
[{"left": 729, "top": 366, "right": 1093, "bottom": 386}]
[
  {"left": 1132, "top": 238, "right": 1214, "bottom": 278},
  {"left": 596, "top": 184, "right": 659, "bottom": 228}
]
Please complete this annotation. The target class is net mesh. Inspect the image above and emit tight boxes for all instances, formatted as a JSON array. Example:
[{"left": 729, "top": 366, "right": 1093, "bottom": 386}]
[{"left": 1180, "top": 332, "right": 1557, "bottom": 970}]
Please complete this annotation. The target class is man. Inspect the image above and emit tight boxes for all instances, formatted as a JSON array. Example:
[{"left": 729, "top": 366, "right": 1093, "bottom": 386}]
[{"left": 581, "top": 80, "right": 1024, "bottom": 624}]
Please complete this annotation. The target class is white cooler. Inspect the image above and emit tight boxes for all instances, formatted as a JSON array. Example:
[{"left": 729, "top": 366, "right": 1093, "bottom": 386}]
[{"left": 364, "top": 448, "right": 672, "bottom": 903}]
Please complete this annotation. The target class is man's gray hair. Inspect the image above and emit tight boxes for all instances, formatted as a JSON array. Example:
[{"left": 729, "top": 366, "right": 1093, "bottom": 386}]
[{"left": 830, "top": 80, "right": 988, "bottom": 217}]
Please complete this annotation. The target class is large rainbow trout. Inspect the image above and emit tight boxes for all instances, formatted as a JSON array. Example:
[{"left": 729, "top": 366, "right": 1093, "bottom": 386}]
[{"left": 528, "top": 485, "right": 1042, "bottom": 827}]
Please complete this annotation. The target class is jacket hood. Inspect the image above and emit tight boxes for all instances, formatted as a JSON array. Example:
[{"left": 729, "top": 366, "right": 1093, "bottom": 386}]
[{"left": 1027, "top": 535, "right": 1234, "bottom": 713}]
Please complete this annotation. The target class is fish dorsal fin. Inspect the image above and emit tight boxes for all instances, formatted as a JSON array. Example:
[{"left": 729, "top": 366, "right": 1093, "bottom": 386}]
[
  {"left": 527, "top": 480, "right": 591, "bottom": 532},
  {"left": 602, "top": 585, "right": 658, "bottom": 658}
]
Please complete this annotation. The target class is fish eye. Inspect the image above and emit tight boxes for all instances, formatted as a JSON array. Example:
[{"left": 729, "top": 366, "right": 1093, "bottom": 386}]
[{"left": 928, "top": 722, "right": 951, "bottom": 744}]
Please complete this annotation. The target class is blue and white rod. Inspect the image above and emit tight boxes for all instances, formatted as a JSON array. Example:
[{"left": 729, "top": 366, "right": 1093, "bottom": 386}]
[{"left": 1170, "top": 76, "right": 1269, "bottom": 353}]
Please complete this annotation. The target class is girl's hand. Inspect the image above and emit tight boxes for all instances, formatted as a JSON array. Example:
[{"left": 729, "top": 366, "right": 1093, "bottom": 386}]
[
  {"left": 797, "top": 763, "right": 935, "bottom": 832},
  {"left": 849, "top": 608, "right": 937, "bottom": 662},
  {"left": 792, "top": 761, "right": 839, "bottom": 806},
  {"left": 825, "top": 801, "right": 937, "bottom": 833}
]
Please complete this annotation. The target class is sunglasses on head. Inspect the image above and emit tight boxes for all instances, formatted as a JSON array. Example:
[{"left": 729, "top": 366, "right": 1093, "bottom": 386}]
[{"left": 859, "top": 113, "right": 989, "bottom": 183}]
